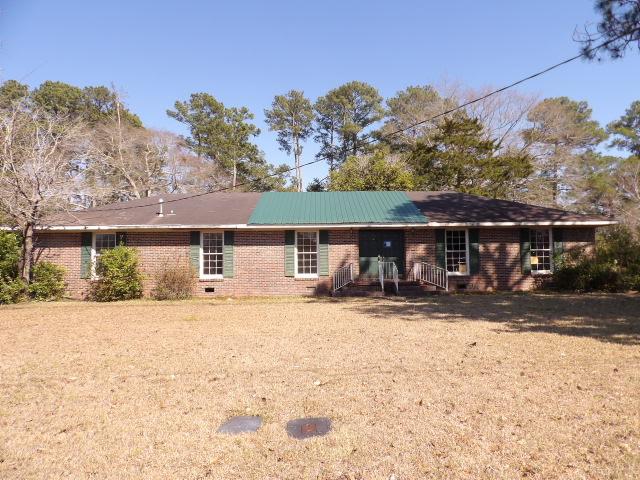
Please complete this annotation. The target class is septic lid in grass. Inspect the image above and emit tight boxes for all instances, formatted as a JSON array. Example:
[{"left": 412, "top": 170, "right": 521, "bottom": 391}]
[
  {"left": 286, "top": 417, "right": 331, "bottom": 439},
  {"left": 217, "top": 415, "right": 262, "bottom": 434}
]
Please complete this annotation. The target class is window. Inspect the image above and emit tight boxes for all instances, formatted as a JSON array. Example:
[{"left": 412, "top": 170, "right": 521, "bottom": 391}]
[
  {"left": 530, "top": 228, "right": 552, "bottom": 274},
  {"left": 201, "top": 232, "right": 224, "bottom": 278},
  {"left": 92, "top": 233, "right": 116, "bottom": 277},
  {"left": 295, "top": 231, "right": 318, "bottom": 277},
  {"left": 445, "top": 230, "right": 468, "bottom": 275}
]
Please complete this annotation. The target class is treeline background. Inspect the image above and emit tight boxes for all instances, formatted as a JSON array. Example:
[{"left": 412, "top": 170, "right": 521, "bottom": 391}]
[{"left": 0, "top": 78, "right": 638, "bottom": 231}]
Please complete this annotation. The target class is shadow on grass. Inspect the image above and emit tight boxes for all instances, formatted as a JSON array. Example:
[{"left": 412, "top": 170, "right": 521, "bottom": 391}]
[{"left": 346, "top": 293, "right": 640, "bottom": 345}]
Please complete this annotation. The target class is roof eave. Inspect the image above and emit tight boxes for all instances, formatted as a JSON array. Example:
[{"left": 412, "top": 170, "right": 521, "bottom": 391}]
[
  {"left": 25, "top": 219, "right": 617, "bottom": 231},
  {"left": 425, "top": 220, "right": 617, "bottom": 227}
]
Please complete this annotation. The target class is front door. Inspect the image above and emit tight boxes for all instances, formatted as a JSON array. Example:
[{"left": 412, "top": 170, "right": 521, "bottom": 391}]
[{"left": 358, "top": 230, "right": 405, "bottom": 278}]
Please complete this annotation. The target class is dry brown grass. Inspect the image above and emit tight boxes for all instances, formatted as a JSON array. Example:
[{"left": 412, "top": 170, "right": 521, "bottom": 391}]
[{"left": 0, "top": 293, "right": 639, "bottom": 479}]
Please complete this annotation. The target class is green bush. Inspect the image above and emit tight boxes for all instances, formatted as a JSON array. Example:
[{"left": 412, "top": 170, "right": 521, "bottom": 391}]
[
  {"left": 553, "top": 225, "right": 640, "bottom": 292},
  {"left": 91, "top": 246, "right": 144, "bottom": 302},
  {"left": 0, "top": 232, "right": 25, "bottom": 304},
  {"left": 0, "top": 231, "right": 21, "bottom": 279},
  {"left": 0, "top": 232, "right": 69, "bottom": 303},
  {"left": 553, "top": 261, "right": 625, "bottom": 292},
  {"left": 151, "top": 264, "right": 196, "bottom": 300},
  {"left": 28, "top": 261, "right": 66, "bottom": 301},
  {"left": 0, "top": 277, "right": 26, "bottom": 304}
]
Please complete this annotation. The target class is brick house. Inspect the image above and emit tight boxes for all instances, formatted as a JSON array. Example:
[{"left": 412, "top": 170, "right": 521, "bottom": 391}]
[{"left": 35, "top": 191, "right": 614, "bottom": 297}]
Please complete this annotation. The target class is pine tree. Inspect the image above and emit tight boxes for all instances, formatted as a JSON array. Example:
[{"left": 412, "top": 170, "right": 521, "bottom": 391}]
[
  {"left": 264, "top": 90, "right": 313, "bottom": 191},
  {"left": 409, "top": 115, "right": 532, "bottom": 199}
]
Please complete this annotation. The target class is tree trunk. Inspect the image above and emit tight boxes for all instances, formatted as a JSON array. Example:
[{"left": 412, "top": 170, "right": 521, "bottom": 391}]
[
  {"left": 232, "top": 161, "right": 237, "bottom": 190},
  {"left": 294, "top": 138, "right": 302, "bottom": 192},
  {"left": 19, "top": 223, "right": 34, "bottom": 283},
  {"left": 551, "top": 144, "right": 560, "bottom": 207}
]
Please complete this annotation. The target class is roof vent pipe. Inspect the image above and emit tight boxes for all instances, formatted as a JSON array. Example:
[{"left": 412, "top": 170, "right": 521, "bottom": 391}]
[{"left": 157, "top": 198, "right": 164, "bottom": 217}]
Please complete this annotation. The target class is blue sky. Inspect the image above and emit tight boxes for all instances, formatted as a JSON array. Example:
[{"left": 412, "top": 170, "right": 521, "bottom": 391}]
[{"left": 1, "top": 0, "right": 639, "bottom": 185}]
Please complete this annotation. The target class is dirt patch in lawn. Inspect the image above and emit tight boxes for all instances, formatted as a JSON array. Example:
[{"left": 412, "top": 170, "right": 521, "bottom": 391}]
[{"left": 0, "top": 294, "right": 638, "bottom": 479}]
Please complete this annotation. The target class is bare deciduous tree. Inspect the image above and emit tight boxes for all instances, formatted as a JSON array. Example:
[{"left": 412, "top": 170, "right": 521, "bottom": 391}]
[
  {"left": 440, "top": 81, "right": 539, "bottom": 152},
  {"left": 86, "top": 104, "right": 165, "bottom": 202},
  {"left": 86, "top": 92, "right": 189, "bottom": 203},
  {"left": 616, "top": 155, "right": 640, "bottom": 226},
  {"left": 152, "top": 130, "right": 230, "bottom": 194},
  {"left": 0, "top": 101, "right": 82, "bottom": 281},
  {"left": 378, "top": 85, "right": 457, "bottom": 151}
]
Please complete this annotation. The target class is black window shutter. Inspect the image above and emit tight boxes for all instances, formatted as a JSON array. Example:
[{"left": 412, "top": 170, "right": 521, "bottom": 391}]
[
  {"left": 552, "top": 227, "right": 564, "bottom": 270},
  {"left": 80, "top": 232, "right": 92, "bottom": 279},
  {"left": 435, "top": 229, "right": 446, "bottom": 270},
  {"left": 469, "top": 228, "right": 480, "bottom": 275},
  {"left": 319, "top": 230, "right": 329, "bottom": 276},
  {"left": 223, "top": 231, "right": 234, "bottom": 278},
  {"left": 284, "top": 230, "right": 295, "bottom": 277},
  {"left": 189, "top": 231, "right": 200, "bottom": 273},
  {"left": 520, "top": 228, "right": 531, "bottom": 275}
]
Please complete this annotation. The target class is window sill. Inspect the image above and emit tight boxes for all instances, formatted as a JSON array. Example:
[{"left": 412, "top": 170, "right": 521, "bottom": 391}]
[
  {"left": 531, "top": 271, "right": 552, "bottom": 276},
  {"left": 199, "top": 277, "right": 224, "bottom": 282},
  {"left": 294, "top": 275, "right": 319, "bottom": 281},
  {"left": 447, "top": 272, "right": 469, "bottom": 277}
]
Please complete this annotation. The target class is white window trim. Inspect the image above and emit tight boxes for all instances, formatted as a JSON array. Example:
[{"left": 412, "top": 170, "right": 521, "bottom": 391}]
[
  {"left": 445, "top": 228, "right": 470, "bottom": 277},
  {"left": 530, "top": 228, "right": 553, "bottom": 275},
  {"left": 91, "top": 231, "right": 117, "bottom": 279},
  {"left": 294, "top": 230, "right": 319, "bottom": 279},
  {"left": 200, "top": 231, "right": 224, "bottom": 280}
]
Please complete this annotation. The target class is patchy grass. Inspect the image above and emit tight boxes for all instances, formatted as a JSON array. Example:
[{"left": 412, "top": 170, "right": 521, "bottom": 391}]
[{"left": 0, "top": 294, "right": 639, "bottom": 479}]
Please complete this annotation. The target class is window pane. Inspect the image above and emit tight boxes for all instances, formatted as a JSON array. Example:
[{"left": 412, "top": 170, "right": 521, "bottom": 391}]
[
  {"left": 95, "top": 234, "right": 116, "bottom": 254},
  {"left": 296, "top": 231, "right": 318, "bottom": 275},
  {"left": 202, "top": 233, "right": 223, "bottom": 276},
  {"left": 96, "top": 233, "right": 116, "bottom": 254},
  {"left": 445, "top": 230, "right": 467, "bottom": 273},
  {"left": 530, "top": 229, "right": 551, "bottom": 272}
]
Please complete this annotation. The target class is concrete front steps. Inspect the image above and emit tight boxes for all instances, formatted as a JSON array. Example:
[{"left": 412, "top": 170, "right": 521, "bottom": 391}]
[{"left": 332, "top": 279, "right": 443, "bottom": 297}]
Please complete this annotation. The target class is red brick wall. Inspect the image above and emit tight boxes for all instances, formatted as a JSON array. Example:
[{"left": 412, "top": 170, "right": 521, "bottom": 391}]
[
  {"left": 434, "top": 227, "right": 597, "bottom": 292},
  {"left": 405, "top": 229, "right": 436, "bottom": 277},
  {"left": 34, "top": 232, "right": 91, "bottom": 298},
  {"left": 35, "top": 226, "right": 596, "bottom": 298},
  {"left": 462, "top": 228, "right": 534, "bottom": 291},
  {"left": 564, "top": 227, "right": 596, "bottom": 256},
  {"left": 35, "top": 230, "right": 360, "bottom": 298}
]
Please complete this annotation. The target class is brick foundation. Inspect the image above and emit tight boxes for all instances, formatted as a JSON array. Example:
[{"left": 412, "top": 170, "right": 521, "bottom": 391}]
[{"left": 34, "top": 227, "right": 597, "bottom": 298}]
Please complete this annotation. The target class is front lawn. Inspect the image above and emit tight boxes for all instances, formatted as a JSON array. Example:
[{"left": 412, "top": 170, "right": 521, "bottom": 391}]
[{"left": 0, "top": 294, "right": 638, "bottom": 479}]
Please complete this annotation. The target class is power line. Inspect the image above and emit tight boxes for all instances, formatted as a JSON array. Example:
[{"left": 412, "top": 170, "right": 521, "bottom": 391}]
[
  {"left": 70, "top": 156, "right": 329, "bottom": 219},
  {"left": 365, "top": 26, "right": 640, "bottom": 146},
  {"left": 72, "top": 28, "right": 639, "bottom": 217}
]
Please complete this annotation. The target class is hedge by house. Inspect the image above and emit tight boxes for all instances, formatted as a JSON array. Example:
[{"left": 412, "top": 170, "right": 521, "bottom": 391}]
[
  {"left": 90, "top": 245, "right": 144, "bottom": 301},
  {"left": 553, "top": 226, "right": 640, "bottom": 292},
  {"left": 151, "top": 263, "right": 196, "bottom": 300},
  {"left": 0, "top": 231, "right": 67, "bottom": 303}
]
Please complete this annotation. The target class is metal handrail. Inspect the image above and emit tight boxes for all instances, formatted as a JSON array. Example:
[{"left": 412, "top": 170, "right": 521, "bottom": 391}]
[
  {"left": 392, "top": 262, "right": 399, "bottom": 294},
  {"left": 379, "top": 260, "right": 398, "bottom": 294},
  {"left": 413, "top": 262, "right": 448, "bottom": 291},
  {"left": 332, "top": 263, "right": 354, "bottom": 292}
]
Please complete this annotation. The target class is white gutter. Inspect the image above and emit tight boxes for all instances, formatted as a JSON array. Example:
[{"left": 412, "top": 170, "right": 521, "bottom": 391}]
[
  {"left": 425, "top": 220, "right": 617, "bottom": 227},
  {"left": 24, "top": 219, "right": 617, "bottom": 231}
]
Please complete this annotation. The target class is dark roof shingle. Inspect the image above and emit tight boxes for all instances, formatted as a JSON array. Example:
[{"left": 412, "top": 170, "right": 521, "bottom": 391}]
[
  {"left": 44, "top": 192, "right": 261, "bottom": 228},
  {"left": 406, "top": 191, "right": 611, "bottom": 224},
  {"left": 41, "top": 191, "right": 614, "bottom": 229}
]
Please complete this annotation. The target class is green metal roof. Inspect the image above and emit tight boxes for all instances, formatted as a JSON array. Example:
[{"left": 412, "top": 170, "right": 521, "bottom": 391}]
[{"left": 248, "top": 191, "right": 428, "bottom": 225}]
